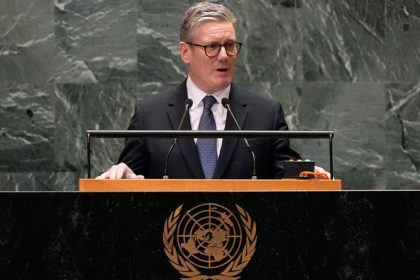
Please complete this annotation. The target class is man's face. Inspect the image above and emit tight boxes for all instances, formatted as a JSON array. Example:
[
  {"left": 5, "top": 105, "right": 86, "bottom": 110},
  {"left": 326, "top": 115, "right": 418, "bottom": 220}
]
[{"left": 179, "top": 20, "right": 238, "bottom": 93}]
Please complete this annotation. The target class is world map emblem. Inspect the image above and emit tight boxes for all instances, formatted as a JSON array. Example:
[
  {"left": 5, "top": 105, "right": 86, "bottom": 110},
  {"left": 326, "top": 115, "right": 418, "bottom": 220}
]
[{"left": 163, "top": 203, "right": 257, "bottom": 280}]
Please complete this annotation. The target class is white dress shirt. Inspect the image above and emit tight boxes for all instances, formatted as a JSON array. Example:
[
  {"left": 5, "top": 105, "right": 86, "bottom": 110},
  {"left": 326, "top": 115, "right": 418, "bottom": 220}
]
[{"left": 186, "top": 76, "right": 230, "bottom": 156}]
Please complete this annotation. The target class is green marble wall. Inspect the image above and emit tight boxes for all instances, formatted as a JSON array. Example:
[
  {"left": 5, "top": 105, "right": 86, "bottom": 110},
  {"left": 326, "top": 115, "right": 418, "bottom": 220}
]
[{"left": 0, "top": 0, "right": 419, "bottom": 190}]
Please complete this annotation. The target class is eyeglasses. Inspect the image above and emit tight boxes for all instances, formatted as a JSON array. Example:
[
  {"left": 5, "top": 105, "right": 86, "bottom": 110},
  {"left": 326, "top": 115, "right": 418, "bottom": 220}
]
[{"left": 185, "top": 41, "right": 243, "bottom": 58}]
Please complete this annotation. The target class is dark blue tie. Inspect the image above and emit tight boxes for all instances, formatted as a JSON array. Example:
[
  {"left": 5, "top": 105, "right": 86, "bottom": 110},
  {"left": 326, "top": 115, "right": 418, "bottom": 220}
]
[{"left": 197, "top": 96, "right": 217, "bottom": 179}]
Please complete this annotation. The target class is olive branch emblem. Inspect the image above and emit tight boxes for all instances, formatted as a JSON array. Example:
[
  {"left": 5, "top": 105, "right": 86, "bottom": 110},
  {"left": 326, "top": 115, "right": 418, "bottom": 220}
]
[{"left": 163, "top": 204, "right": 257, "bottom": 280}]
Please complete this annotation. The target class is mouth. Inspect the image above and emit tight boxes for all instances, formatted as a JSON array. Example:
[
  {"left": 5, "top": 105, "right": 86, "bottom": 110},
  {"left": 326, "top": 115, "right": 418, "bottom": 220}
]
[{"left": 216, "top": 67, "right": 229, "bottom": 73}]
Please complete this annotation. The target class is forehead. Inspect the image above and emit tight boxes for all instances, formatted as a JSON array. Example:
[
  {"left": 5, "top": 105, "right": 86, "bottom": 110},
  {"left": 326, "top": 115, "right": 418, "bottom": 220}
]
[{"left": 192, "top": 21, "right": 236, "bottom": 41}]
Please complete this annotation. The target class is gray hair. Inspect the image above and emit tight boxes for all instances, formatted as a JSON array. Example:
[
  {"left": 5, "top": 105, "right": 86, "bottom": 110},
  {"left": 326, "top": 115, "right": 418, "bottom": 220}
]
[{"left": 180, "top": 2, "right": 237, "bottom": 42}]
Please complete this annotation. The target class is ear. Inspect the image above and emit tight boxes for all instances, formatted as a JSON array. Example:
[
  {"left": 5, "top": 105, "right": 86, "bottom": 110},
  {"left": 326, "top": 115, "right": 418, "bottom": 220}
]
[{"left": 179, "top": 41, "right": 191, "bottom": 64}]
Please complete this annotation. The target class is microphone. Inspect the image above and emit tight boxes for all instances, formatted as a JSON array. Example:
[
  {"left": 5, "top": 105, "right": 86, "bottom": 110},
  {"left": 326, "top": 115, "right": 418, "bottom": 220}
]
[
  {"left": 221, "top": 98, "right": 257, "bottom": 179},
  {"left": 163, "top": 99, "right": 193, "bottom": 179}
]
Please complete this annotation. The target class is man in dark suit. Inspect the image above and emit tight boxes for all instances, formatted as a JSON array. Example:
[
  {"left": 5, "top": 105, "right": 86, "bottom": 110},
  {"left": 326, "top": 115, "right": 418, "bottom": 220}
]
[{"left": 98, "top": 2, "right": 329, "bottom": 179}]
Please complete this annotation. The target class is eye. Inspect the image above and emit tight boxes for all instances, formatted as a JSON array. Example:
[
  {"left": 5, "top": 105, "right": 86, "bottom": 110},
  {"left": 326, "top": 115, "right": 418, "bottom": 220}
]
[
  {"left": 206, "top": 43, "right": 220, "bottom": 51},
  {"left": 225, "top": 42, "right": 236, "bottom": 50}
]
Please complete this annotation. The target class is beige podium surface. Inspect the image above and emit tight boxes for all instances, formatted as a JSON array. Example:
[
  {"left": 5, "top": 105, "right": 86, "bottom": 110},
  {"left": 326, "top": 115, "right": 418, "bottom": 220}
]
[{"left": 79, "top": 179, "right": 342, "bottom": 192}]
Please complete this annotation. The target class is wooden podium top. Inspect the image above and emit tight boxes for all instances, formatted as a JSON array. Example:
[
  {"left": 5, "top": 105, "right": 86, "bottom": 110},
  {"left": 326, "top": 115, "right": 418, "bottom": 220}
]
[{"left": 79, "top": 179, "right": 342, "bottom": 192}]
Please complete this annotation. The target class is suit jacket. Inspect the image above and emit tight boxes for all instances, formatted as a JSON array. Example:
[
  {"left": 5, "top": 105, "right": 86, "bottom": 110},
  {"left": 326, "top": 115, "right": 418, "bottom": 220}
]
[{"left": 118, "top": 80, "right": 300, "bottom": 179}]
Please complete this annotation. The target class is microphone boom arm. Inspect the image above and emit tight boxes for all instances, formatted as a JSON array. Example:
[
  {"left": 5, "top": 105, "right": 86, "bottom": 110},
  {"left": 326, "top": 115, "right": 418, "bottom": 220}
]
[
  {"left": 163, "top": 99, "right": 193, "bottom": 179},
  {"left": 222, "top": 98, "right": 257, "bottom": 179}
]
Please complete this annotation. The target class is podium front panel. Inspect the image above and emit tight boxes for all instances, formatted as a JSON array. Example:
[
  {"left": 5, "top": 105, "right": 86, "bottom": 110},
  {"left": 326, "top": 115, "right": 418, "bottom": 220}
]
[{"left": 0, "top": 192, "right": 419, "bottom": 279}]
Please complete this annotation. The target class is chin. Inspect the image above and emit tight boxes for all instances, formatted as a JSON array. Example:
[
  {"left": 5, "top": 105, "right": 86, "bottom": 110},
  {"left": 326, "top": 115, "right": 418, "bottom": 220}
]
[{"left": 213, "top": 78, "right": 233, "bottom": 89}]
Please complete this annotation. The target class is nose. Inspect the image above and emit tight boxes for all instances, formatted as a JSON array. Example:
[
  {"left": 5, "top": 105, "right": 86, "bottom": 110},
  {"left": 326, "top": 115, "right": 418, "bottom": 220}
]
[{"left": 217, "top": 45, "right": 229, "bottom": 59}]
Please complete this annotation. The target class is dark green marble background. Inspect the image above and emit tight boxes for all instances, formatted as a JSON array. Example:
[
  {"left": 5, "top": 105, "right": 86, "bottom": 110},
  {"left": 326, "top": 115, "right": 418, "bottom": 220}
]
[{"left": 0, "top": 0, "right": 419, "bottom": 190}]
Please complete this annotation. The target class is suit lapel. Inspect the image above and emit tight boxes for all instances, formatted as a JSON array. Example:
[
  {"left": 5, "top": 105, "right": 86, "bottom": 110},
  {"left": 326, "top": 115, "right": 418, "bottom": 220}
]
[
  {"left": 166, "top": 81, "right": 204, "bottom": 178},
  {"left": 213, "top": 86, "right": 248, "bottom": 179}
]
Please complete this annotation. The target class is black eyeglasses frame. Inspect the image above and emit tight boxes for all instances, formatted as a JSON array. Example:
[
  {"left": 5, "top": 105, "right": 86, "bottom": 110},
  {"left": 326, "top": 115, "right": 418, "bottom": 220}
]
[{"left": 185, "top": 41, "right": 243, "bottom": 58}]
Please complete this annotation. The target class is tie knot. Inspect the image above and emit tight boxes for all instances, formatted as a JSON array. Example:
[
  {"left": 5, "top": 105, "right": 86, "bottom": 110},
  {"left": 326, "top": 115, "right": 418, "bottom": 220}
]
[{"left": 202, "top": 95, "right": 217, "bottom": 110}]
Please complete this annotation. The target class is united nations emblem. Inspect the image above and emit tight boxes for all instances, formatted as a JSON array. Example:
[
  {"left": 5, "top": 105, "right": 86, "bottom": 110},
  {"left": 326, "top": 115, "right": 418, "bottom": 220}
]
[{"left": 163, "top": 203, "right": 257, "bottom": 280}]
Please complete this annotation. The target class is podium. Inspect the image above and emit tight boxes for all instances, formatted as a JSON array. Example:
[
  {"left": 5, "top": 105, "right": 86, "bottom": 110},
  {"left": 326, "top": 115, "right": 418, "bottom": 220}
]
[
  {"left": 75, "top": 178, "right": 343, "bottom": 279},
  {"left": 79, "top": 178, "right": 342, "bottom": 192},
  {"left": 3, "top": 184, "right": 420, "bottom": 278}
]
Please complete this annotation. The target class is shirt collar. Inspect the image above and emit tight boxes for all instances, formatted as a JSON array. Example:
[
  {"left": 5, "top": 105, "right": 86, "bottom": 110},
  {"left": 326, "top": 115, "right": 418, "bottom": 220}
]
[{"left": 186, "top": 76, "right": 230, "bottom": 110}]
